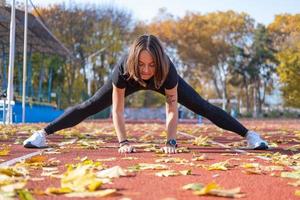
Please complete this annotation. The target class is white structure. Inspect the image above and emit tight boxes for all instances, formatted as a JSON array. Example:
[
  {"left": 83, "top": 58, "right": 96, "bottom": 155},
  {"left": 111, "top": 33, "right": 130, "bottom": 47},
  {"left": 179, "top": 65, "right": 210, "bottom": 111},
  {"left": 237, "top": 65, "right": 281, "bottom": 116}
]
[{"left": 6, "top": 0, "right": 16, "bottom": 124}]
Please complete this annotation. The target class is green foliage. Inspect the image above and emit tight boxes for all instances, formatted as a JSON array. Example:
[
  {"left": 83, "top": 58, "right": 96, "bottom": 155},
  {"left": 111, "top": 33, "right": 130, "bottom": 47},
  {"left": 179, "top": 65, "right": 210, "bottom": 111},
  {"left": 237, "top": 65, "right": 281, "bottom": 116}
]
[
  {"left": 276, "top": 46, "right": 300, "bottom": 107},
  {"left": 269, "top": 14, "right": 300, "bottom": 108},
  {"left": 35, "top": 3, "right": 133, "bottom": 108}
]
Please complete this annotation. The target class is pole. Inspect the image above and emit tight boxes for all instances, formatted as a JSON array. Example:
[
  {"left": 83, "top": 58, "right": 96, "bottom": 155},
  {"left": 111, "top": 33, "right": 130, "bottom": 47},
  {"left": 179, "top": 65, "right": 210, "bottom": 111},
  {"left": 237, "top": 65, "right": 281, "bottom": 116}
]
[
  {"left": 22, "top": 0, "right": 28, "bottom": 123},
  {"left": 6, "top": 0, "right": 16, "bottom": 124}
]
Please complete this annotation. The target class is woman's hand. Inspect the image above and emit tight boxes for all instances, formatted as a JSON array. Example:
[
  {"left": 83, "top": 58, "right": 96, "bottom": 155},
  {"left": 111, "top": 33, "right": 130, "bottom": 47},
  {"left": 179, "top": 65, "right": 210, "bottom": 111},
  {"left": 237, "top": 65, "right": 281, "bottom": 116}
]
[
  {"left": 118, "top": 143, "right": 136, "bottom": 153},
  {"left": 160, "top": 145, "right": 177, "bottom": 154}
]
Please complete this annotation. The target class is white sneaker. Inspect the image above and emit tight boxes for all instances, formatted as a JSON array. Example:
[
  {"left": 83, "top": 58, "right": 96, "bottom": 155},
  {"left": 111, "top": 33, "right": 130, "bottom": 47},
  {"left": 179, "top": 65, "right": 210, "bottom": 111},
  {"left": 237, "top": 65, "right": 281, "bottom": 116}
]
[
  {"left": 23, "top": 130, "right": 47, "bottom": 148},
  {"left": 246, "top": 131, "right": 268, "bottom": 150}
]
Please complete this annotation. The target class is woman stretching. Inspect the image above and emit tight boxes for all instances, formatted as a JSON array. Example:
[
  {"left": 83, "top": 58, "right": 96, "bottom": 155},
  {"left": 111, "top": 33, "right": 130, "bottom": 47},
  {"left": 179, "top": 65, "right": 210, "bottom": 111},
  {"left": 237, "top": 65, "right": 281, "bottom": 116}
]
[{"left": 23, "top": 34, "right": 268, "bottom": 153}]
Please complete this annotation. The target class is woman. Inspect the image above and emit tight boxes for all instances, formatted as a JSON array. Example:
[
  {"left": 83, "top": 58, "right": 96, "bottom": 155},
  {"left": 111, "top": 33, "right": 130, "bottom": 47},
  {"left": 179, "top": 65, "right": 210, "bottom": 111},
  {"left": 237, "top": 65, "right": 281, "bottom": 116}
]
[{"left": 23, "top": 34, "right": 268, "bottom": 154}]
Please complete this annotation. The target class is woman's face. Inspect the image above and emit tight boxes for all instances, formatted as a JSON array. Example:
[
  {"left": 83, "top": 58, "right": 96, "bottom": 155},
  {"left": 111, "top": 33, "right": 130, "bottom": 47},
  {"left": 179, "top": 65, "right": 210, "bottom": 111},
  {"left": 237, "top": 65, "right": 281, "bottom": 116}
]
[{"left": 138, "top": 50, "right": 156, "bottom": 80}]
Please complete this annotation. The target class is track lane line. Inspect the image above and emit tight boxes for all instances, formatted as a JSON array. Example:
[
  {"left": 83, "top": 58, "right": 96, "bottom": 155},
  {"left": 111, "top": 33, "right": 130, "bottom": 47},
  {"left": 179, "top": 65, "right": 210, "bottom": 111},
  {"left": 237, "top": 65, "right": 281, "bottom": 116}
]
[{"left": 0, "top": 138, "right": 77, "bottom": 167}]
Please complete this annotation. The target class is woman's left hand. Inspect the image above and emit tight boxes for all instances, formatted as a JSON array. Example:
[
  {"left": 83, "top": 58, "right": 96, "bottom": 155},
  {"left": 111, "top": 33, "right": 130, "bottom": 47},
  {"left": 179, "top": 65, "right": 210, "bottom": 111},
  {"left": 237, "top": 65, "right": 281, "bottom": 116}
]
[{"left": 160, "top": 146, "right": 177, "bottom": 154}]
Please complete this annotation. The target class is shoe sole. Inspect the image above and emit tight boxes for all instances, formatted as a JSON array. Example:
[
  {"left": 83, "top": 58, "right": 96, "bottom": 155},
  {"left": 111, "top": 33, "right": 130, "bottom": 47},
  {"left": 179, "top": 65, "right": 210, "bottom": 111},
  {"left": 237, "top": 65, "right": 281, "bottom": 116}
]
[
  {"left": 23, "top": 142, "right": 47, "bottom": 149},
  {"left": 254, "top": 143, "right": 268, "bottom": 150}
]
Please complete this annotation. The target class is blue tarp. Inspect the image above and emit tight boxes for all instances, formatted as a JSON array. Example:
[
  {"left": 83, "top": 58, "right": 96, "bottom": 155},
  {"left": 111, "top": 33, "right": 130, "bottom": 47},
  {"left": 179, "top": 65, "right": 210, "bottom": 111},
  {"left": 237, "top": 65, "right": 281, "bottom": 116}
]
[{"left": 0, "top": 102, "right": 64, "bottom": 123}]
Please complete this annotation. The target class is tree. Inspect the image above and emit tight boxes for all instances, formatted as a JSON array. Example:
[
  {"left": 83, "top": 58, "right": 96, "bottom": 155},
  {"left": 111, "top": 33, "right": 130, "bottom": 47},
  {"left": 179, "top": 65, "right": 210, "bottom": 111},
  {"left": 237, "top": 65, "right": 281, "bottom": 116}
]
[
  {"left": 36, "top": 3, "right": 133, "bottom": 108},
  {"left": 268, "top": 14, "right": 300, "bottom": 108}
]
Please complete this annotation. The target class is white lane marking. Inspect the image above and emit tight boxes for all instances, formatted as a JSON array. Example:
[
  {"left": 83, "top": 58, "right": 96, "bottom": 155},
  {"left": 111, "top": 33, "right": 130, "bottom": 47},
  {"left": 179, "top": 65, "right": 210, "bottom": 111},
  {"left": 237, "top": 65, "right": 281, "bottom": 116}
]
[
  {"left": 178, "top": 131, "right": 275, "bottom": 162},
  {"left": 177, "top": 131, "right": 248, "bottom": 154},
  {"left": 0, "top": 139, "right": 77, "bottom": 167},
  {"left": 0, "top": 149, "right": 51, "bottom": 167}
]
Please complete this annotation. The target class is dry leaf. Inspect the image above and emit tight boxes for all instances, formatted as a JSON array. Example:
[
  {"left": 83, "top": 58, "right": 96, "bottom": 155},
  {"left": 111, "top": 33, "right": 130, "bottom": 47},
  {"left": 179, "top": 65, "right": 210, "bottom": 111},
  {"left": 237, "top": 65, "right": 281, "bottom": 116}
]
[
  {"left": 182, "top": 183, "right": 204, "bottom": 191},
  {"left": 179, "top": 170, "right": 192, "bottom": 175},
  {"left": 193, "top": 135, "right": 211, "bottom": 146},
  {"left": 45, "top": 187, "right": 72, "bottom": 194},
  {"left": 194, "top": 182, "right": 245, "bottom": 198},
  {"left": 155, "top": 170, "right": 178, "bottom": 177},
  {"left": 281, "top": 171, "right": 300, "bottom": 179},
  {"left": 17, "top": 189, "right": 35, "bottom": 200},
  {"left": 208, "top": 161, "right": 230, "bottom": 171},
  {"left": 0, "top": 148, "right": 10, "bottom": 156},
  {"left": 96, "top": 166, "right": 126, "bottom": 178}
]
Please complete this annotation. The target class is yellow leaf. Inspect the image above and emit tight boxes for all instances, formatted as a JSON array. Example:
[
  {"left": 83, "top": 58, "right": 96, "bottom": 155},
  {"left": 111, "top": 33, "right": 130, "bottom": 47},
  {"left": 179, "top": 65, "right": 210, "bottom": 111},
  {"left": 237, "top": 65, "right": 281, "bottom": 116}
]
[
  {"left": 241, "top": 163, "right": 260, "bottom": 169},
  {"left": 194, "top": 182, "right": 245, "bottom": 198},
  {"left": 0, "top": 148, "right": 10, "bottom": 156},
  {"left": 16, "top": 189, "right": 35, "bottom": 200},
  {"left": 194, "top": 182, "right": 221, "bottom": 195},
  {"left": 193, "top": 135, "right": 211, "bottom": 146},
  {"left": 295, "top": 190, "right": 300, "bottom": 197},
  {"left": 0, "top": 167, "right": 26, "bottom": 177},
  {"left": 155, "top": 157, "right": 188, "bottom": 164},
  {"left": 61, "top": 166, "right": 98, "bottom": 192},
  {"left": 87, "top": 180, "right": 103, "bottom": 192},
  {"left": 45, "top": 187, "right": 72, "bottom": 194},
  {"left": 208, "top": 161, "right": 229, "bottom": 171},
  {"left": 25, "top": 155, "right": 47, "bottom": 164}
]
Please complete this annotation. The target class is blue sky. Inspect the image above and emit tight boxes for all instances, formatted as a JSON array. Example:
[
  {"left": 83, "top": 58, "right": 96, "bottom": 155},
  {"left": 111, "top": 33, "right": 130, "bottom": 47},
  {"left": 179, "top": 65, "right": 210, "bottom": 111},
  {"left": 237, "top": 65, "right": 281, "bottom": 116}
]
[{"left": 25, "top": 0, "right": 300, "bottom": 25}]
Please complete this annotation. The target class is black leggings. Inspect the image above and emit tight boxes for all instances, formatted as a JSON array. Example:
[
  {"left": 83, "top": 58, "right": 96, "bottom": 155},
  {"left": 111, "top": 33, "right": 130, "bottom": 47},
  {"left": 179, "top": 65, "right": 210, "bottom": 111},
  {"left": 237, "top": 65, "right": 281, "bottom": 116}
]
[{"left": 44, "top": 76, "right": 248, "bottom": 137}]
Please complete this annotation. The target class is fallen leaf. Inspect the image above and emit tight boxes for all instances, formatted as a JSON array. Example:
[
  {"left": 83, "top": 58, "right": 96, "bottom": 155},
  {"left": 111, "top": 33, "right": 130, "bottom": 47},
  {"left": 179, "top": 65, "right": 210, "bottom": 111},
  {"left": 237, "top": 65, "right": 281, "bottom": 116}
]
[
  {"left": 179, "top": 170, "right": 192, "bottom": 175},
  {"left": 61, "top": 165, "right": 103, "bottom": 192},
  {"left": 192, "top": 154, "right": 208, "bottom": 161},
  {"left": 16, "top": 189, "right": 35, "bottom": 200},
  {"left": 194, "top": 182, "right": 245, "bottom": 198},
  {"left": 208, "top": 161, "right": 230, "bottom": 171},
  {"left": 128, "top": 163, "right": 168, "bottom": 172},
  {"left": 45, "top": 187, "right": 73, "bottom": 194},
  {"left": 241, "top": 163, "right": 260, "bottom": 169},
  {"left": 155, "top": 157, "right": 188, "bottom": 164},
  {"left": 155, "top": 170, "right": 178, "bottom": 177},
  {"left": 176, "top": 147, "right": 190, "bottom": 153},
  {"left": 182, "top": 183, "right": 204, "bottom": 191},
  {"left": 281, "top": 171, "right": 300, "bottom": 179},
  {"left": 0, "top": 148, "right": 10, "bottom": 156},
  {"left": 193, "top": 135, "right": 211, "bottom": 146},
  {"left": 96, "top": 166, "right": 126, "bottom": 178},
  {"left": 25, "top": 155, "right": 47, "bottom": 164},
  {"left": 1, "top": 182, "right": 27, "bottom": 192}
]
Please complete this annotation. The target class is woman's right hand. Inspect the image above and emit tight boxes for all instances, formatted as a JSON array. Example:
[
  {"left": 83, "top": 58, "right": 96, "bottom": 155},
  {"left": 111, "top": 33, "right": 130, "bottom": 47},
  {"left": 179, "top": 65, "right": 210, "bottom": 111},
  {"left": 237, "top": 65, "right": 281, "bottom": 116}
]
[{"left": 118, "top": 143, "right": 136, "bottom": 153}]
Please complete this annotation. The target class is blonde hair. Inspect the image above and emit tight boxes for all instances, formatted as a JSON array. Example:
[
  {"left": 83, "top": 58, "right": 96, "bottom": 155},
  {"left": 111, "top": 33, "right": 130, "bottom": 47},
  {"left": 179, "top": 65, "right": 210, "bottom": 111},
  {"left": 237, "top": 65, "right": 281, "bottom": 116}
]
[{"left": 126, "top": 34, "right": 169, "bottom": 89}]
